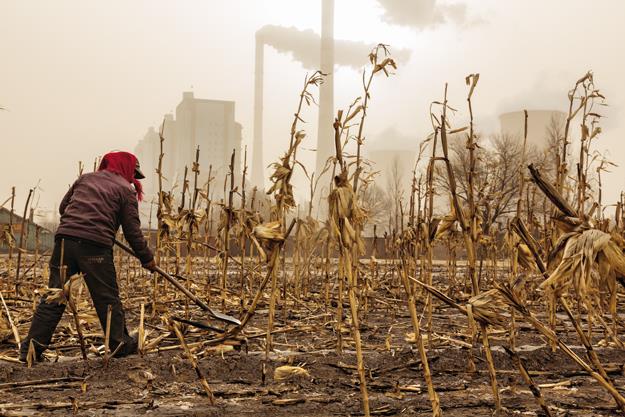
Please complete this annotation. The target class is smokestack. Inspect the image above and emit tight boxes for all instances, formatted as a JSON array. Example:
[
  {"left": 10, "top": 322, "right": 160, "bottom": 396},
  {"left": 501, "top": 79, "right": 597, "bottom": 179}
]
[
  {"left": 251, "top": 13, "right": 411, "bottom": 198},
  {"left": 315, "top": 0, "right": 335, "bottom": 188},
  {"left": 252, "top": 32, "right": 265, "bottom": 190}
]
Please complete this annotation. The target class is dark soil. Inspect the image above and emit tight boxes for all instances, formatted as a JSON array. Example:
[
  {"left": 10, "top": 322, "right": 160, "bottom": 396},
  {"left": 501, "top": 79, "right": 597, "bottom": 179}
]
[
  {"left": 3, "top": 343, "right": 625, "bottom": 416},
  {"left": 2, "top": 260, "right": 625, "bottom": 416}
]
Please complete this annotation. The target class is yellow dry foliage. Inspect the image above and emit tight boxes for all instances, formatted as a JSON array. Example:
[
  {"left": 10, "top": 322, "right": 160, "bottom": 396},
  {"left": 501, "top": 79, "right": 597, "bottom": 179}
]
[
  {"left": 273, "top": 365, "right": 310, "bottom": 381},
  {"left": 541, "top": 228, "right": 623, "bottom": 304}
]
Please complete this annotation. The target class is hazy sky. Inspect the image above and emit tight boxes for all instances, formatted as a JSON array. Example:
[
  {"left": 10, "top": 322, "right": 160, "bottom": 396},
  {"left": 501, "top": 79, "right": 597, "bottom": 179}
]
[{"left": 1, "top": 0, "right": 625, "bottom": 217}]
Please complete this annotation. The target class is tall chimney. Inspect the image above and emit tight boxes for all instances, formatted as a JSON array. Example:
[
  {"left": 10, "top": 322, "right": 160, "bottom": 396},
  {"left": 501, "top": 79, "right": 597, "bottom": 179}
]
[
  {"left": 315, "top": 0, "right": 335, "bottom": 193},
  {"left": 252, "top": 32, "right": 265, "bottom": 190}
]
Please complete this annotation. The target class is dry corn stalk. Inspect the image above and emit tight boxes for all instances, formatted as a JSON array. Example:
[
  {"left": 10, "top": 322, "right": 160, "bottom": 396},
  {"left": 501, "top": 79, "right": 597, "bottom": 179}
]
[
  {"left": 529, "top": 165, "right": 624, "bottom": 322},
  {"left": 324, "top": 45, "right": 400, "bottom": 417},
  {"left": 261, "top": 71, "right": 324, "bottom": 356},
  {"left": 170, "top": 319, "right": 215, "bottom": 404},
  {"left": 398, "top": 258, "right": 442, "bottom": 416},
  {"left": 502, "top": 346, "right": 553, "bottom": 417},
  {"left": 511, "top": 187, "right": 625, "bottom": 386},
  {"left": 0, "top": 290, "right": 20, "bottom": 352},
  {"left": 42, "top": 272, "right": 88, "bottom": 361},
  {"left": 432, "top": 75, "right": 501, "bottom": 410},
  {"left": 328, "top": 170, "right": 370, "bottom": 416}
]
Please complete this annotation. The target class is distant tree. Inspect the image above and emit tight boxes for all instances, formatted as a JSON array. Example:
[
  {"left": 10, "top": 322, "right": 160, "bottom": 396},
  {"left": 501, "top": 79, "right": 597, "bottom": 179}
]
[
  {"left": 434, "top": 133, "right": 535, "bottom": 234},
  {"left": 386, "top": 155, "right": 406, "bottom": 233},
  {"left": 359, "top": 181, "right": 391, "bottom": 234}
]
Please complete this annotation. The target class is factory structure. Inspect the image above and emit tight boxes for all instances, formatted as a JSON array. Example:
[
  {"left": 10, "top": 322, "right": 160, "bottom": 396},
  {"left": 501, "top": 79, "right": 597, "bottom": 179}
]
[
  {"left": 253, "top": 1, "right": 411, "bottom": 194},
  {"left": 134, "top": 92, "right": 243, "bottom": 212}
]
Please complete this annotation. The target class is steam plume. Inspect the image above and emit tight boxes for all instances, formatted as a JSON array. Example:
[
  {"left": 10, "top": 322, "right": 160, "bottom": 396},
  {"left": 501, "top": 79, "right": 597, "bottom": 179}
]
[
  {"left": 377, "top": 0, "right": 468, "bottom": 29},
  {"left": 256, "top": 25, "right": 410, "bottom": 70}
]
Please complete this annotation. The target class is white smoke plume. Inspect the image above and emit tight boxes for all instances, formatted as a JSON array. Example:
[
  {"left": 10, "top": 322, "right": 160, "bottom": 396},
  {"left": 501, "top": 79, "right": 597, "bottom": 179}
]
[
  {"left": 257, "top": 24, "right": 410, "bottom": 70},
  {"left": 377, "top": 0, "right": 468, "bottom": 29}
]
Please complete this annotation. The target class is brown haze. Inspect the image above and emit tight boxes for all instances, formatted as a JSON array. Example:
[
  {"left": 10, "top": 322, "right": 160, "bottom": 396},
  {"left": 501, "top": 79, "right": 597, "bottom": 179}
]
[{"left": 1, "top": 0, "right": 625, "bottom": 215}]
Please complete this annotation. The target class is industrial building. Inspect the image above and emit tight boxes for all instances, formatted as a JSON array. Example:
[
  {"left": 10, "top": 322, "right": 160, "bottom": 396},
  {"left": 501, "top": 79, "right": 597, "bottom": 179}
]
[
  {"left": 0, "top": 207, "right": 54, "bottom": 252},
  {"left": 135, "top": 92, "right": 243, "bottom": 209}
]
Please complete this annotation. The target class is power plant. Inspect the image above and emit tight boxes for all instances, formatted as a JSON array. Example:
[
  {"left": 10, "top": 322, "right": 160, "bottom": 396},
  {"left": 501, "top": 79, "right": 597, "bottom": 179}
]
[
  {"left": 252, "top": 0, "right": 338, "bottom": 192},
  {"left": 252, "top": 1, "right": 410, "bottom": 193}
]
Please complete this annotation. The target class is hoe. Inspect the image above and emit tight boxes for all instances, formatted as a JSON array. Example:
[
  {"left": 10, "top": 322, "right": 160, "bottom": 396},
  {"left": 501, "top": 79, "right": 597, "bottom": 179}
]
[{"left": 114, "top": 239, "right": 241, "bottom": 326}]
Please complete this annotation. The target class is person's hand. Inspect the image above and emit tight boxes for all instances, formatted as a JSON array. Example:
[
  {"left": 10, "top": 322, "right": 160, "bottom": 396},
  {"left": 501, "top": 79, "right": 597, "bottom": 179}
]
[{"left": 142, "top": 259, "right": 157, "bottom": 272}]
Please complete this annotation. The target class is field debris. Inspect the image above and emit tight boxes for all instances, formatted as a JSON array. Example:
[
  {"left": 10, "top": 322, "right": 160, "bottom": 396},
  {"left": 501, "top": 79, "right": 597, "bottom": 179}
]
[{"left": 1, "top": 49, "right": 625, "bottom": 417}]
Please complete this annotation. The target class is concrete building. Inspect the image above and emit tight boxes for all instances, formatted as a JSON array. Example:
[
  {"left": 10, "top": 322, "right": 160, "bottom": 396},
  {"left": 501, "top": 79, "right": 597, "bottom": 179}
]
[
  {"left": 134, "top": 126, "right": 161, "bottom": 201},
  {"left": 0, "top": 207, "right": 54, "bottom": 252},
  {"left": 499, "top": 110, "right": 566, "bottom": 150},
  {"left": 135, "top": 92, "right": 243, "bottom": 209}
]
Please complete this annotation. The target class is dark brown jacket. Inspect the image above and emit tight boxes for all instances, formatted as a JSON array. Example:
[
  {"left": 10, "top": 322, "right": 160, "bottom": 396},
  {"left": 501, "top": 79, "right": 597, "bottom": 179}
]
[{"left": 56, "top": 170, "right": 153, "bottom": 264}]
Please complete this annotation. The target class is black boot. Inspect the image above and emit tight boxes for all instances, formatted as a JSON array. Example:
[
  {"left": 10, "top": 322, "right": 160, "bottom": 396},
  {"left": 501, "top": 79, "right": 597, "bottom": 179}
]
[
  {"left": 112, "top": 333, "right": 138, "bottom": 358},
  {"left": 18, "top": 339, "right": 45, "bottom": 363}
]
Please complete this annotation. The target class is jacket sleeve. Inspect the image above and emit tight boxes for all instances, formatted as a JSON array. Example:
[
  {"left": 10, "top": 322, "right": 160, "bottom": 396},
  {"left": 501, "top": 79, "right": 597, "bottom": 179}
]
[
  {"left": 120, "top": 189, "right": 154, "bottom": 265},
  {"left": 59, "top": 180, "right": 78, "bottom": 215}
]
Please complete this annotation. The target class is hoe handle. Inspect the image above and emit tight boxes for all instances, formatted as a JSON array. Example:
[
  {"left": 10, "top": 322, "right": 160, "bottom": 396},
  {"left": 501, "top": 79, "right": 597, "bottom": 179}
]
[{"left": 114, "top": 240, "right": 210, "bottom": 310}]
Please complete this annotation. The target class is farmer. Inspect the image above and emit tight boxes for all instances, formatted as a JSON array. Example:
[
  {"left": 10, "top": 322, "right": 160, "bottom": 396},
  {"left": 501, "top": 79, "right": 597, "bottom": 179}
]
[{"left": 19, "top": 151, "right": 156, "bottom": 362}]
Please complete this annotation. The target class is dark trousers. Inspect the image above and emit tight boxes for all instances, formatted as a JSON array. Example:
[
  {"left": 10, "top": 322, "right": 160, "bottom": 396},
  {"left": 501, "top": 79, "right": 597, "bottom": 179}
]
[{"left": 20, "top": 237, "right": 136, "bottom": 359}]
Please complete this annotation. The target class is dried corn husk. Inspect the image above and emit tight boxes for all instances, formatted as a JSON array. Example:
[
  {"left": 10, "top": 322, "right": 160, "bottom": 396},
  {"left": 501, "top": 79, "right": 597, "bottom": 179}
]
[
  {"left": 541, "top": 229, "right": 611, "bottom": 297},
  {"left": 250, "top": 221, "right": 285, "bottom": 263},
  {"left": 42, "top": 273, "right": 83, "bottom": 305},
  {"left": 252, "top": 221, "right": 284, "bottom": 242},
  {"left": 267, "top": 156, "right": 296, "bottom": 210},
  {"left": 157, "top": 192, "right": 178, "bottom": 241},
  {"left": 603, "top": 240, "right": 625, "bottom": 276},
  {"left": 601, "top": 241, "right": 625, "bottom": 315},
  {"left": 329, "top": 173, "right": 365, "bottom": 254},
  {"left": 516, "top": 243, "right": 536, "bottom": 271},
  {"left": 467, "top": 289, "right": 508, "bottom": 328},
  {"left": 434, "top": 204, "right": 481, "bottom": 241},
  {"left": 434, "top": 214, "right": 457, "bottom": 240},
  {"left": 274, "top": 365, "right": 310, "bottom": 381}
]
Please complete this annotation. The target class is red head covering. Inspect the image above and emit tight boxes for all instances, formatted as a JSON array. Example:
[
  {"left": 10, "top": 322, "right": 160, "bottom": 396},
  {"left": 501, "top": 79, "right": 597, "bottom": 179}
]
[{"left": 98, "top": 151, "right": 144, "bottom": 201}]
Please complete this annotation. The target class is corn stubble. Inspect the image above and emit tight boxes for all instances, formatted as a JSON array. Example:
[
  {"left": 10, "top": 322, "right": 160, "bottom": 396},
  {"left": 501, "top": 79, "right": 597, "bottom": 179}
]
[{"left": 2, "top": 50, "right": 625, "bottom": 417}]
